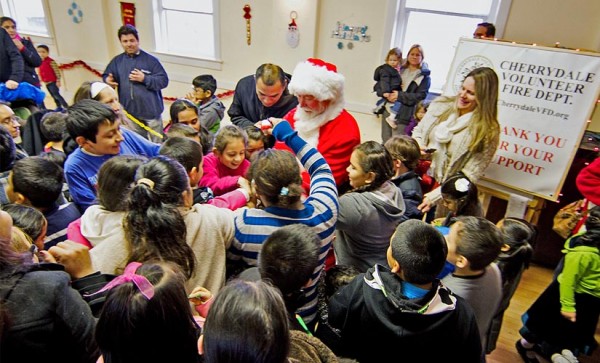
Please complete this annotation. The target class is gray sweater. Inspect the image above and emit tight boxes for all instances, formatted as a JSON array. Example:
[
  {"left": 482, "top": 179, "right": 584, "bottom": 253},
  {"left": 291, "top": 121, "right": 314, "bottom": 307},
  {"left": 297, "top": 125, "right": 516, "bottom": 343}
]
[
  {"left": 442, "top": 263, "right": 503, "bottom": 352},
  {"left": 334, "top": 181, "right": 405, "bottom": 272}
]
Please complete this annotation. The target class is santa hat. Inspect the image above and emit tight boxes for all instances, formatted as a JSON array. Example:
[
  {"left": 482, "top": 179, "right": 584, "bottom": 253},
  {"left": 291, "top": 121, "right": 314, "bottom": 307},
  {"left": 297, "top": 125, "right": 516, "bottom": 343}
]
[
  {"left": 288, "top": 58, "right": 345, "bottom": 101},
  {"left": 576, "top": 157, "right": 600, "bottom": 206}
]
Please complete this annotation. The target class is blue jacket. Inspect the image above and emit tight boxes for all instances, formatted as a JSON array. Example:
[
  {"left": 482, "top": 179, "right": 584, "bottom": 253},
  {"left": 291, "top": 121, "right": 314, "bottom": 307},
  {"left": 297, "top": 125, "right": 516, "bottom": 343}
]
[
  {"left": 103, "top": 50, "right": 168, "bottom": 120},
  {"left": 0, "top": 82, "right": 45, "bottom": 104},
  {"left": 390, "top": 170, "right": 423, "bottom": 222},
  {"left": 64, "top": 127, "right": 160, "bottom": 212}
]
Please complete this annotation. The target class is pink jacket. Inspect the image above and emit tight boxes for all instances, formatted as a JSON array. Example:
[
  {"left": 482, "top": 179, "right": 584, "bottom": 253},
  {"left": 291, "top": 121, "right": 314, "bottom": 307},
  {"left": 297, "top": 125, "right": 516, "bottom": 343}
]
[{"left": 199, "top": 153, "right": 250, "bottom": 196}]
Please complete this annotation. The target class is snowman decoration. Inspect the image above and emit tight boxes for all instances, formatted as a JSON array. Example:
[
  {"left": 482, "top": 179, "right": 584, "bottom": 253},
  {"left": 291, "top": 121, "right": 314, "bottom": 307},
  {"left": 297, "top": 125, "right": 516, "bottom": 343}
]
[{"left": 286, "top": 11, "right": 299, "bottom": 48}]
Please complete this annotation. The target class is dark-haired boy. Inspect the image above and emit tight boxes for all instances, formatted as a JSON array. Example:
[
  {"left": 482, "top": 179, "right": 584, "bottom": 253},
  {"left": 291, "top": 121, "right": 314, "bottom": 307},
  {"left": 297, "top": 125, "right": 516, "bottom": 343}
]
[
  {"left": 384, "top": 135, "right": 423, "bottom": 222},
  {"left": 6, "top": 156, "right": 80, "bottom": 248},
  {"left": 40, "top": 111, "right": 67, "bottom": 154},
  {"left": 186, "top": 74, "right": 225, "bottom": 134},
  {"left": 36, "top": 44, "right": 69, "bottom": 109},
  {"left": 159, "top": 136, "right": 249, "bottom": 210},
  {"left": 327, "top": 219, "right": 482, "bottom": 363},
  {"left": 441, "top": 216, "right": 503, "bottom": 354},
  {"left": 64, "top": 99, "right": 159, "bottom": 212}
]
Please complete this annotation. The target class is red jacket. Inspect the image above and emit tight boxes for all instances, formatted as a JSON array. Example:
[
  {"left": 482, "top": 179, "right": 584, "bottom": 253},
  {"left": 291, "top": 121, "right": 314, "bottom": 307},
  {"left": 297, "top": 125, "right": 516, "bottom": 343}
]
[
  {"left": 39, "top": 57, "right": 58, "bottom": 83},
  {"left": 276, "top": 108, "right": 360, "bottom": 190}
]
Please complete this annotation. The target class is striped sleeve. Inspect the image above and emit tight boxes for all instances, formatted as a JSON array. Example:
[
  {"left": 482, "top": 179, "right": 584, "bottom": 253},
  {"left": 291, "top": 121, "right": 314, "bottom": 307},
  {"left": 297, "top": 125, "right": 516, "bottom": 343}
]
[{"left": 50, "top": 60, "right": 61, "bottom": 80}]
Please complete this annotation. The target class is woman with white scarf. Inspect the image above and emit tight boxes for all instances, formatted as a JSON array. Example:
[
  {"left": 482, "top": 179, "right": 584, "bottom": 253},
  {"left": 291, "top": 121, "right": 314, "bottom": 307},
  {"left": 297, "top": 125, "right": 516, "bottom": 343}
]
[{"left": 412, "top": 67, "right": 500, "bottom": 216}]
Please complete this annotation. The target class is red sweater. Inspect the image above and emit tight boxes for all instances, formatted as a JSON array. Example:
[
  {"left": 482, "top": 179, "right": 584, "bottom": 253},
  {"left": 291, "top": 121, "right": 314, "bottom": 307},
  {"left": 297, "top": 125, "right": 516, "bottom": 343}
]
[
  {"left": 277, "top": 108, "right": 360, "bottom": 189},
  {"left": 39, "top": 57, "right": 59, "bottom": 83}
]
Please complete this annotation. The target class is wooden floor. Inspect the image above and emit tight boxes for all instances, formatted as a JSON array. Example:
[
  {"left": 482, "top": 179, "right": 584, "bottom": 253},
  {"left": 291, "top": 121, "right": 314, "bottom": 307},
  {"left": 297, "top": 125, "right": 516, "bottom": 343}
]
[{"left": 487, "top": 264, "right": 600, "bottom": 363}]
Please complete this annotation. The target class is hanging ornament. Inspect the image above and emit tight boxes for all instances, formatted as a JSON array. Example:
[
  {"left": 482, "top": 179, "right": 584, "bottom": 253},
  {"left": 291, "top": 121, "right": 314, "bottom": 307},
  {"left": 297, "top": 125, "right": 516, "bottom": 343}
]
[
  {"left": 243, "top": 4, "right": 252, "bottom": 46},
  {"left": 286, "top": 11, "right": 299, "bottom": 48}
]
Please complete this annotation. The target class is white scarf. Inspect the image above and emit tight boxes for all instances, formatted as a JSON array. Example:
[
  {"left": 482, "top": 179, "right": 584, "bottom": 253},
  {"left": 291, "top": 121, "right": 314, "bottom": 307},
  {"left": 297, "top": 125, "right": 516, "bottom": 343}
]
[
  {"left": 293, "top": 99, "right": 344, "bottom": 148},
  {"left": 431, "top": 112, "right": 472, "bottom": 180}
]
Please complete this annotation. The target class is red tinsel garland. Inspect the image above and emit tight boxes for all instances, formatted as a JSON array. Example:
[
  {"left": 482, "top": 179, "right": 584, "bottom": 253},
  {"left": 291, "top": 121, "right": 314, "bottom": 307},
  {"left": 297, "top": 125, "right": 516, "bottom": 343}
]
[{"left": 58, "top": 60, "right": 235, "bottom": 100}]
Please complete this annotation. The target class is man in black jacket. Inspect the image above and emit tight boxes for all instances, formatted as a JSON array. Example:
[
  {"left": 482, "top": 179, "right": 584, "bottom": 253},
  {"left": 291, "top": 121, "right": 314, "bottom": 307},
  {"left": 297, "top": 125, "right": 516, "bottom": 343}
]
[
  {"left": 228, "top": 63, "right": 298, "bottom": 139},
  {"left": 0, "top": 27, "right": 23, "bottom": 90}
]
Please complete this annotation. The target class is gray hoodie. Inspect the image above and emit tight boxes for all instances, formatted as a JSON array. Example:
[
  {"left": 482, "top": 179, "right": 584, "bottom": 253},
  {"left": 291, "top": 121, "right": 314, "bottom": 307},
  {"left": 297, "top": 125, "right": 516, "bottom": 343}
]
[
  {"left": 199, "top": 96, "right": 225, "bottom": 134},
  {"left": 335, "top": 181, "right": 405, "bottom": 272}
]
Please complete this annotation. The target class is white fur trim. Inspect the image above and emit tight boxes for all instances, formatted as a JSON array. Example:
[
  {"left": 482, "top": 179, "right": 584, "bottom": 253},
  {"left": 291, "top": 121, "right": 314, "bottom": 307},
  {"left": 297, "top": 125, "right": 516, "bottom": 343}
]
[
  {"left": 294, "top": 97, "right": 345, "bottom": 148},
  {"left": 288, "top": 60, "right": 345, "bottom": 101}
]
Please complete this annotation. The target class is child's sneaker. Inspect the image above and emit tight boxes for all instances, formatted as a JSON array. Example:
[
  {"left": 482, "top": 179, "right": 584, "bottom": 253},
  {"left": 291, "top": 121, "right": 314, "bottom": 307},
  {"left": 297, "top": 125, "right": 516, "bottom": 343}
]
[
  {"left": 551, "top": 353, "right": 571, "bottom": 363},
  {"left": 559, "top": 349, "right": 578, "bottom": 363},
  {"left": 385, "top": 114, "right": 398, "bottom": 129},
  {"left": 515, "top": 340, "right": 539, "bottom": 363},
  {"left": 373, "top": 103, "right": 385, "bottom": 115}
]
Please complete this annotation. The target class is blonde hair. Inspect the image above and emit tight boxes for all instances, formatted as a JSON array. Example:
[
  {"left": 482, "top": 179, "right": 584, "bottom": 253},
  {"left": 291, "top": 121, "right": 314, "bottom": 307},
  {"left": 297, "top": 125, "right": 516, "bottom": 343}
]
[
  {"left": 10, "top": 226, "right": 33, "bottom": 253},
  {"left": 386, "top": 47, "right": 402, "bottom": 62},
  {"left": 402, "top": 44, "right": 425, "bottom": 68},
  {"left": 437, "top": 67, "right": 499, "bottom": 153}
]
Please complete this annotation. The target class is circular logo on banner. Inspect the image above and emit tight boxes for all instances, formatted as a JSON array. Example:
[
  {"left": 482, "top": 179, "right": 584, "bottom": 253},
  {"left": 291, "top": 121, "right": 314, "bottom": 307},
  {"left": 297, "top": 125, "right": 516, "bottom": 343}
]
[{"left": 452, "top": 55, "right": 494, "bottom": 93}]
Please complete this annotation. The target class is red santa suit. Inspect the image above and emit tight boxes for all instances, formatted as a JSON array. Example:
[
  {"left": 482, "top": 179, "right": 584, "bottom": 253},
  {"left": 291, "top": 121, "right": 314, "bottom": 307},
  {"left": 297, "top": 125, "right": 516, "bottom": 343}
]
[{"left": 275, "top": 58, "right": 361, "bottom": 190}]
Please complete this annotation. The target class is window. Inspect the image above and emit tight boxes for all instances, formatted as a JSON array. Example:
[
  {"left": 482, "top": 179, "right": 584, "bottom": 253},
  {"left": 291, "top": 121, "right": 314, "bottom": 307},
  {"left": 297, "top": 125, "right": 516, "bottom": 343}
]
[
  {"left": 0, "top": 0, "right": 49, "bottom": 37},
  {"left": 153, "top": 0, "right": 219, "bottom": 61},
  {"left": 392, "top": 0, "right": 510, "bottom": 93}
]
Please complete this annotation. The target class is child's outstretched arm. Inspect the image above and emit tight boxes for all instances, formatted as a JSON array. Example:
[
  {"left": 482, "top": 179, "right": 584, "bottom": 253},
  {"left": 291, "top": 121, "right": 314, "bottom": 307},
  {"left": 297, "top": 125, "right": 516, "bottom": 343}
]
[{"left": 269, "top": 118, "right": 337, "bottom": 198}]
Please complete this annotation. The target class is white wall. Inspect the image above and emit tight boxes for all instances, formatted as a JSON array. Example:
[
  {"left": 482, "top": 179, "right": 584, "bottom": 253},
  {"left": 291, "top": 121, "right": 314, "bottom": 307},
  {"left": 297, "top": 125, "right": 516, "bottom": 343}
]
[{"left": 8, "top": 0, "right": 600, "bottom": 136}]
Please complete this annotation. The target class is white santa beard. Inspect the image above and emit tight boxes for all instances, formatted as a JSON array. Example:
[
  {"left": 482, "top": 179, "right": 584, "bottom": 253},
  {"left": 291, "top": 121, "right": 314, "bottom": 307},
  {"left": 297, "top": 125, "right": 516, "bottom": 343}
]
[{"left": 294, "top": 100, "right": 344, "bottom": 148}]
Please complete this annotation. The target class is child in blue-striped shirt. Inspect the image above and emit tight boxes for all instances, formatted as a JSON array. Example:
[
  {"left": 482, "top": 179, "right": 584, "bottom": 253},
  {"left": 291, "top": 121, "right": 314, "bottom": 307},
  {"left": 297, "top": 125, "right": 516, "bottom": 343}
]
[{"left": 229, "top": 118, "right": 339, "bottom": 327}]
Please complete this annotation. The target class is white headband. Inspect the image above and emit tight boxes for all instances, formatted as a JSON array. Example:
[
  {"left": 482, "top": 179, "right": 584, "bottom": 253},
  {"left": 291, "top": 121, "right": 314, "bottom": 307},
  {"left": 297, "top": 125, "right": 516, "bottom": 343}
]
[{"left": 90, "top": 82, "right": 111, "bottom": 99}]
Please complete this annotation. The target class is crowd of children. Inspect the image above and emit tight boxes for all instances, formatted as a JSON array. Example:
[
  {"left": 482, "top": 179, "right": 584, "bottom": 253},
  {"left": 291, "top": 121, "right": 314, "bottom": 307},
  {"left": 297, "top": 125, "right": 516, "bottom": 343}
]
[{"left": 0, "top": 54, "right": 598, "bottom": 363}]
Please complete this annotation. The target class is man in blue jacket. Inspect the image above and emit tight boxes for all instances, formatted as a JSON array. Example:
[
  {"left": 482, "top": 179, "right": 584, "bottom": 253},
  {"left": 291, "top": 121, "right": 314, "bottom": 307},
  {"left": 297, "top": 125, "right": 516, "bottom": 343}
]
[{"left": 103, "top": 25, "right": 168, "bottom": 142}]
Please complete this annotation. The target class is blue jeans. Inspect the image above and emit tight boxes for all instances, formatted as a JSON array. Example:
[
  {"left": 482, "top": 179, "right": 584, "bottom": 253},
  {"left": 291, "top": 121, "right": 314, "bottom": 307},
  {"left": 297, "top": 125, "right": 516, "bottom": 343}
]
[{"left": 44, "top": 82, "right": 69, "bottom": 109}]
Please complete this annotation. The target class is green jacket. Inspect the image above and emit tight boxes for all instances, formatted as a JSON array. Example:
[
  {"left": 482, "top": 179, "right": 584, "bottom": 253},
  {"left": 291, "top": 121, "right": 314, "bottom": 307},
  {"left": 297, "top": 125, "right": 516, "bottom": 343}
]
[{"left": 558, "top": 234, "right": 600, "bottom": 313}]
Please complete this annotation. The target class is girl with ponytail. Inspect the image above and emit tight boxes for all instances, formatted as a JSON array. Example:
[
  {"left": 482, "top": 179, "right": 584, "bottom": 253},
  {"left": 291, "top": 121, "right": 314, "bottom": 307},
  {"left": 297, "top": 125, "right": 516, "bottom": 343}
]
[{"left": 91, "top": 155, "right": 235, "bottom": 294}]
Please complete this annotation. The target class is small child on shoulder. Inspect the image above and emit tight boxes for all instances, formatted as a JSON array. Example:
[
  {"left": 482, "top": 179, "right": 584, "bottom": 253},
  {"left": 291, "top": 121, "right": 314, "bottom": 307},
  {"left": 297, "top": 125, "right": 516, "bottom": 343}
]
[{"left": 373, "top": 48, "right": 402, "bottom": 131}]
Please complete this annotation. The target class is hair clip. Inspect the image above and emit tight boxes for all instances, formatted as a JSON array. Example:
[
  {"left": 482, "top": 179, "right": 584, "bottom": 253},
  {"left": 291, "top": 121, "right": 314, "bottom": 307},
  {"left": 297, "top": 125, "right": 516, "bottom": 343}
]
[
  {"left": 136, "top": 178, "right": 155, "bottom": 190},
  {"left": 454, "top": 178, "right": 470, "bottom": 192},
  {"left": 85, "top": 262, "right": 155, "bottom": 300},
  {"left": 280, "top": 187, "right": 289, "bottom": 196}
]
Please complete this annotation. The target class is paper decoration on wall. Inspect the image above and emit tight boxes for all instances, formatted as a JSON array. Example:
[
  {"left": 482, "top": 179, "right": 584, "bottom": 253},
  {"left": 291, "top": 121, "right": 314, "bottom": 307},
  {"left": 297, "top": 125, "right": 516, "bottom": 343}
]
[
  {"left": 286, "top": 11, "right": 299, "bottom": 48},
  {"left": 331, "top": 22, "right": 370, "bottom": 43},
  {"left": 68, "top": 2, "right": 83, "bottom": 24},
  {"left": 243, "top": 4, "right": 252, "bottom": 46},
  {"left": 120, "top": 2, "right": 136, "bottom": 27}
]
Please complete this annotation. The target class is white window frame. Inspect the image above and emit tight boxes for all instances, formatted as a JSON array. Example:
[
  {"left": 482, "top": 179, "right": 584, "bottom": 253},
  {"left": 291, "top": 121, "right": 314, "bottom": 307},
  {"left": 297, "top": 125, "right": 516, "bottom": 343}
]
[
  {"left": 152, "top": 0, "right": 222, "bottom": 70},
  {"left": 386, "top": 0, "right": 511, "bottom": 94},
  {"left": 0, "top": 0, "right": 52, "bottom": 39}
]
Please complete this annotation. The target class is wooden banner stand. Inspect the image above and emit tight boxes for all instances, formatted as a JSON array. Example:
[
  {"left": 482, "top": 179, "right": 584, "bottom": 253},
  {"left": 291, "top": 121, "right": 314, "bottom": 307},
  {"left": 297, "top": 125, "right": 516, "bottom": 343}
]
[{"left": 477, "top": 183, "right": 545, "bottom": 224}]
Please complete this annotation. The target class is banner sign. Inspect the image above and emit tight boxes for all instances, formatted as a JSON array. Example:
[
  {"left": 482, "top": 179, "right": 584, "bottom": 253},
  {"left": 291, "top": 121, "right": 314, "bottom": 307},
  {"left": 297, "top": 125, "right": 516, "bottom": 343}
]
[
  {"left": 121, "top": 2, "right": 136, "bottom": 27},
  {"left": 445, "top": 39, "right": 600, "bottom": 201}
]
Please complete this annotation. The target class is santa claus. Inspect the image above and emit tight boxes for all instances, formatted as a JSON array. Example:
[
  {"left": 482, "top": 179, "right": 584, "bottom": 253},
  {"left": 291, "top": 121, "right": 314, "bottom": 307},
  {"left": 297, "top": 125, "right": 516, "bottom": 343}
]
[{"left": 275, "top": 58, "right": 361, "bottom": 191}]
